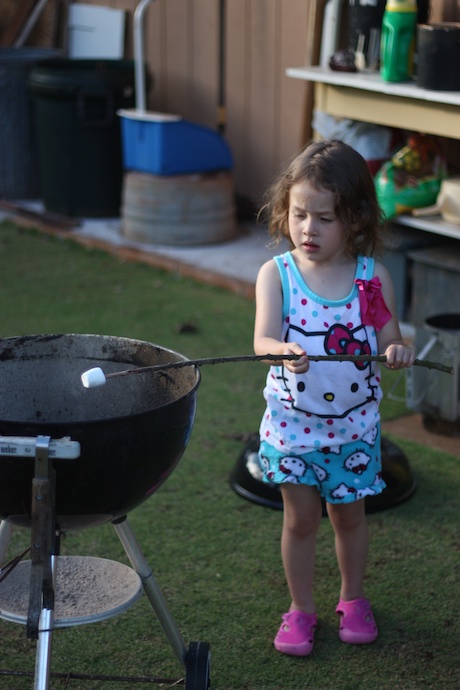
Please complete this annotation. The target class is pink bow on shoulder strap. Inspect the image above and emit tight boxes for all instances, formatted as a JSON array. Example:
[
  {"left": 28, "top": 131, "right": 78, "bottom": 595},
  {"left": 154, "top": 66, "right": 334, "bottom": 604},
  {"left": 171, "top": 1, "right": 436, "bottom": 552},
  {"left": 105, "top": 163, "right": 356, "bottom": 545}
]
[{"left": 354, "top": 276, "right": 392, "bottom": 332}]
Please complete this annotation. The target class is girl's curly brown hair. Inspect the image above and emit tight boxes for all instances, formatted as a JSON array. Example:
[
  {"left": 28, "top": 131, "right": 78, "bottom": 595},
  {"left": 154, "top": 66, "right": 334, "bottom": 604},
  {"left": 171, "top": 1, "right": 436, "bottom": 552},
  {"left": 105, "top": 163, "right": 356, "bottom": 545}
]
[{"left": 260, "top": 139, "right": 387, "bottom": 258}]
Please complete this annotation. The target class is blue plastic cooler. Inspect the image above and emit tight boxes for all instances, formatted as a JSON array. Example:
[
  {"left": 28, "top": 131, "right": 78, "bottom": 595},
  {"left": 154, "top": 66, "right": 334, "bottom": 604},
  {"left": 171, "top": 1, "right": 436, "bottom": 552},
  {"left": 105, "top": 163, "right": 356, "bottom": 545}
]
[{"left": 118, "top": 109, "right": 233, "bottom": 176}]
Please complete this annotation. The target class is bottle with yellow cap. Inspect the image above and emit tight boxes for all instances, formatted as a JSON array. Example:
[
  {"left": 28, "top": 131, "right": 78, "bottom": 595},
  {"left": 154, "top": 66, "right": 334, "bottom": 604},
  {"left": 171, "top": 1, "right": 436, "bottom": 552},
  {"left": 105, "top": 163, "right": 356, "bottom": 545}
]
[{"left": 380, "top": 0, "right": 417, "bottom": 82}]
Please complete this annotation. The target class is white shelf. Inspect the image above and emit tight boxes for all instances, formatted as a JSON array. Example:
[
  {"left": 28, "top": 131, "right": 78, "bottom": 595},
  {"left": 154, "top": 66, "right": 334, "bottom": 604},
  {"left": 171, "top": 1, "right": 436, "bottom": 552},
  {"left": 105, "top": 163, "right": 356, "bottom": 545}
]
[
  {"left": 286, "top": 65, "right": 460, "bottom": 243},
  {"left": 286, "top": 66, "right": 460, "bottom": 108},
  {"left": 286, "top": 66, "right": 460, "bottom": 140},
  {"left": 394, "top": 215, "right": 460, "bottom": 241}
]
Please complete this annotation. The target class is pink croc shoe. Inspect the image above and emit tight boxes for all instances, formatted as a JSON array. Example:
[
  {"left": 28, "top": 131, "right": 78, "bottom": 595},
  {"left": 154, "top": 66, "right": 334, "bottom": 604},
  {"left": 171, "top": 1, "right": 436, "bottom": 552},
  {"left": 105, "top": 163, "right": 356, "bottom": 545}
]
[
  {"left": 336, "top": 598, "right": 378, "bottom": 644},
  {"left": 274, "top": 610, "right": 317, "bottom": 656}
]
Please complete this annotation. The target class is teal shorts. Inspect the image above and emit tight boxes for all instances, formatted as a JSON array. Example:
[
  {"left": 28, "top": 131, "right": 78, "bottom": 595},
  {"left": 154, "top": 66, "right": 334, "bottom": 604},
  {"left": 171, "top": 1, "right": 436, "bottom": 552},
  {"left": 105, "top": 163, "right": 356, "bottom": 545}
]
[{"left": 259, "top": 424, "right": 386, "bottom": 504}]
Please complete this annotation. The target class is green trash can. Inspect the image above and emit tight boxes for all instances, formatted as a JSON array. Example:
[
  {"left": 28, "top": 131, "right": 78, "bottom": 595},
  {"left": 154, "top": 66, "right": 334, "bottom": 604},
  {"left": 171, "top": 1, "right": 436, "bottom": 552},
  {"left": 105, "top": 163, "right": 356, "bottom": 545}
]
[{"left": 29, "top": 59, "right": 135, "bottom": 217}]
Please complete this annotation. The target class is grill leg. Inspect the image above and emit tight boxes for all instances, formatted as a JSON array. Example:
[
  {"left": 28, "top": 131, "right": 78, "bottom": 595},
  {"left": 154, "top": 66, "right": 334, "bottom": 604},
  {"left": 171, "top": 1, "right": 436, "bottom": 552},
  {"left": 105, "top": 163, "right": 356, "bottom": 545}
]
[
  {"left": 113, "top": 517, "right": 188, "bottom": 670},
  {"left": 0, "top": 520, "right": 14, "bottom": 564},
  {"left": 34, "top": 556, "right": 57, "bottom": 690}
]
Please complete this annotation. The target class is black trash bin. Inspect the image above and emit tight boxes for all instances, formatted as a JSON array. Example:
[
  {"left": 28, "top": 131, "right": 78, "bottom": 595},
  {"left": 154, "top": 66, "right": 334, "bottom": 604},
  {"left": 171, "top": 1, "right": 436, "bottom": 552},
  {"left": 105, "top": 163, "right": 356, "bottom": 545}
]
[
  {"left": 0, "top": 48, "right": 61, "bottom": 200},
  {"left": 29, "top": 59, "right": 135, "bottom": 217}
]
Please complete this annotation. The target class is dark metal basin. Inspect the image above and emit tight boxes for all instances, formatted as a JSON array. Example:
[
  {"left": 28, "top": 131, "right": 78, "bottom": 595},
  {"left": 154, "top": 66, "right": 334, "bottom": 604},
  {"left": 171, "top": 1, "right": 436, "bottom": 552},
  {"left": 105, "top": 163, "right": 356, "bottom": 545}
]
[{"left": 0, "top": 334, "right": 200, "bottom": 529}]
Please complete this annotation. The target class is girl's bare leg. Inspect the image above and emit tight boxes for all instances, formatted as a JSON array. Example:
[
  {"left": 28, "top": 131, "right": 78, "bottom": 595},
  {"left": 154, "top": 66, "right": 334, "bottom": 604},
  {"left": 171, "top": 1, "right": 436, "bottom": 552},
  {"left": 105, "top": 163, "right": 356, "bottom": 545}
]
[
  {"left": 280, "top": 484, "right": 323, "bottom": 614},
  {"left": 326, "top": 500, "right": 368, "bottom": 601}
]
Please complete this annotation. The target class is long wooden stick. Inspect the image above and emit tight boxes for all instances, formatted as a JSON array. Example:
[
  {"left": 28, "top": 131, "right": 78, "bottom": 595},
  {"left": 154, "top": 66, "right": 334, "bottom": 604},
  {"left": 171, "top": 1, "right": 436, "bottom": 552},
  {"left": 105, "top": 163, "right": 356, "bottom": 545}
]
[{"left": 105, "top": 353, "right": 453, "bottom": 380}]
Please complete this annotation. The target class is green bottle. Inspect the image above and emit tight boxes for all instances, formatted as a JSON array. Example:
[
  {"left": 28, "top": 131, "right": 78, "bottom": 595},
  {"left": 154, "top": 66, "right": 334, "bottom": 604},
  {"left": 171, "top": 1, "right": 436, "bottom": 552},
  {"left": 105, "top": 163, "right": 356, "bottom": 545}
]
[{"left": 380, "top": 0, "right": 417, "bottom": 82}]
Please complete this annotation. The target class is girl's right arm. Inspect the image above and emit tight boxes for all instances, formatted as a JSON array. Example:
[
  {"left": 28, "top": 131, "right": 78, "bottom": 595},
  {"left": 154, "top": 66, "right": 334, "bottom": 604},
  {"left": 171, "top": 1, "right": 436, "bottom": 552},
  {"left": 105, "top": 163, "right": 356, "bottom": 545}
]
[{"left": 254, "top": 259, "right": 309, "bottom": 373}]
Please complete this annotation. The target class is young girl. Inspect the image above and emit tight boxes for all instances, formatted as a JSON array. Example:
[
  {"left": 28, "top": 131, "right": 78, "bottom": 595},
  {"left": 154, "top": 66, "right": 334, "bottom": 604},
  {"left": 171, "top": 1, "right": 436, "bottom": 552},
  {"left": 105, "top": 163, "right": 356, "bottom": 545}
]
[{"left": 254, "top": 140, "right": 415, "bottom": 656}]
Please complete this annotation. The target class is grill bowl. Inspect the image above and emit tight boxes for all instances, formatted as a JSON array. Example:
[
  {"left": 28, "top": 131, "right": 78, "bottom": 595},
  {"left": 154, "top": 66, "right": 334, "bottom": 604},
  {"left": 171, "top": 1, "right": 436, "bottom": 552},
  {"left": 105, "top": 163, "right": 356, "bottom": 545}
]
[{"left": 0, "top": 334, "right": 200, "bottom": 529}]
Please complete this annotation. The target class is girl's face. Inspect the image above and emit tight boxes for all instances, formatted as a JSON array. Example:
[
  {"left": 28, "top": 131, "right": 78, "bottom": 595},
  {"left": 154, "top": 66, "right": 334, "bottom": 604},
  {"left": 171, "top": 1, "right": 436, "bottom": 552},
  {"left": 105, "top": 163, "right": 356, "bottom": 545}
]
[{"left": 288, "top": 181, "right": 348, "bottom": 265}]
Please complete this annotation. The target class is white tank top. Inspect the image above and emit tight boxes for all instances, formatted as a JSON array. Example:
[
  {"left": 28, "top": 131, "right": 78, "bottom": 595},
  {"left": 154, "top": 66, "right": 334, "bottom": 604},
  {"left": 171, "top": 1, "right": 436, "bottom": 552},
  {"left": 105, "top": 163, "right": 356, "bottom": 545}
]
[{"left": 260, "top": 253, "right": 382, "bottom": 455}]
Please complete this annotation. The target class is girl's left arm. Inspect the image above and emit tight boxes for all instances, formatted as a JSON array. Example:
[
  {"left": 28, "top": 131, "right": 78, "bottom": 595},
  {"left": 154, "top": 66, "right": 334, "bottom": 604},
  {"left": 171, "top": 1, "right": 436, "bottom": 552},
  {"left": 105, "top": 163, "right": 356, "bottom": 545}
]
[{"left": 374, "top": 262, "right": 415, "bottom": 369}]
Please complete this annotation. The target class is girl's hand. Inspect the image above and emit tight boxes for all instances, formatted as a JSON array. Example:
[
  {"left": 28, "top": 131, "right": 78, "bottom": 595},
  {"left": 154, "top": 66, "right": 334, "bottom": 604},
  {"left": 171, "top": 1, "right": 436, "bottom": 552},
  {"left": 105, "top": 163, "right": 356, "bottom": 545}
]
[
  {"left": 284, "top": 343, "right": 309, "bottom": 374},
  {"left": 384, "top": 342, "right": 415, "bottom": 369}
]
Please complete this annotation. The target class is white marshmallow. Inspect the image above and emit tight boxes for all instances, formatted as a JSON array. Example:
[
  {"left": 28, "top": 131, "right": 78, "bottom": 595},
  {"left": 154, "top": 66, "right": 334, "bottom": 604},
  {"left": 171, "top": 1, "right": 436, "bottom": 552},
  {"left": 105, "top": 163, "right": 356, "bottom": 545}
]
[{"left": 81, "top": 367, "right": 107, "bottom": 388}]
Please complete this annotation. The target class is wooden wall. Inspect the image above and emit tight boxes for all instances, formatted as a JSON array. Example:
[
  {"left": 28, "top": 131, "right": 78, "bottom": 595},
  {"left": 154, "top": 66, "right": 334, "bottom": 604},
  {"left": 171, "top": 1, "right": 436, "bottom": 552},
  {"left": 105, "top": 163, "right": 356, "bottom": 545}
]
[
  {"left": 432, "top": 0, "right": 460, "bottom": 20},
  {"left": 69, "top": 0, "right": 315, "bottom": 208},
  {"left": 58, "top": 0, "right": 460, "bottom": 206}
]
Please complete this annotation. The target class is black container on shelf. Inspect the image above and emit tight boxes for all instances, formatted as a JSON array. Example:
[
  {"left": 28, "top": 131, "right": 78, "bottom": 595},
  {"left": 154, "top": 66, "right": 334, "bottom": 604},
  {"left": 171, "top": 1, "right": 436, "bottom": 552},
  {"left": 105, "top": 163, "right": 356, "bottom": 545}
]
[
  {"left": 348, "top": 0, "right": 386, "bottom": 57},
  {"left": 417, "top": 23, "right": 460, "bottom": 91}
]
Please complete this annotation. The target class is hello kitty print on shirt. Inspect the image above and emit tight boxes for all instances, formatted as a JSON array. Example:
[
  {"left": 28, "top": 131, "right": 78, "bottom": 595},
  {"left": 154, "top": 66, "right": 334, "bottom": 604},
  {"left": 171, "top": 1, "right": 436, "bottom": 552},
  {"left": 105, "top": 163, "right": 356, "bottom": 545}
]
[{"left": 259, "top": 253, "right": 384, "bottom": 456}]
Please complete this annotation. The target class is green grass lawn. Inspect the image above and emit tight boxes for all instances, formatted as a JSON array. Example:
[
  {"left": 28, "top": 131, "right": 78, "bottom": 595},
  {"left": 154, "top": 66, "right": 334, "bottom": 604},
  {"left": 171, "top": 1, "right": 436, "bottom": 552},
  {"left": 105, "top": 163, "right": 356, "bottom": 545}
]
[{"left": 0, "top": 221, "right": 458, "bottom": 689}]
